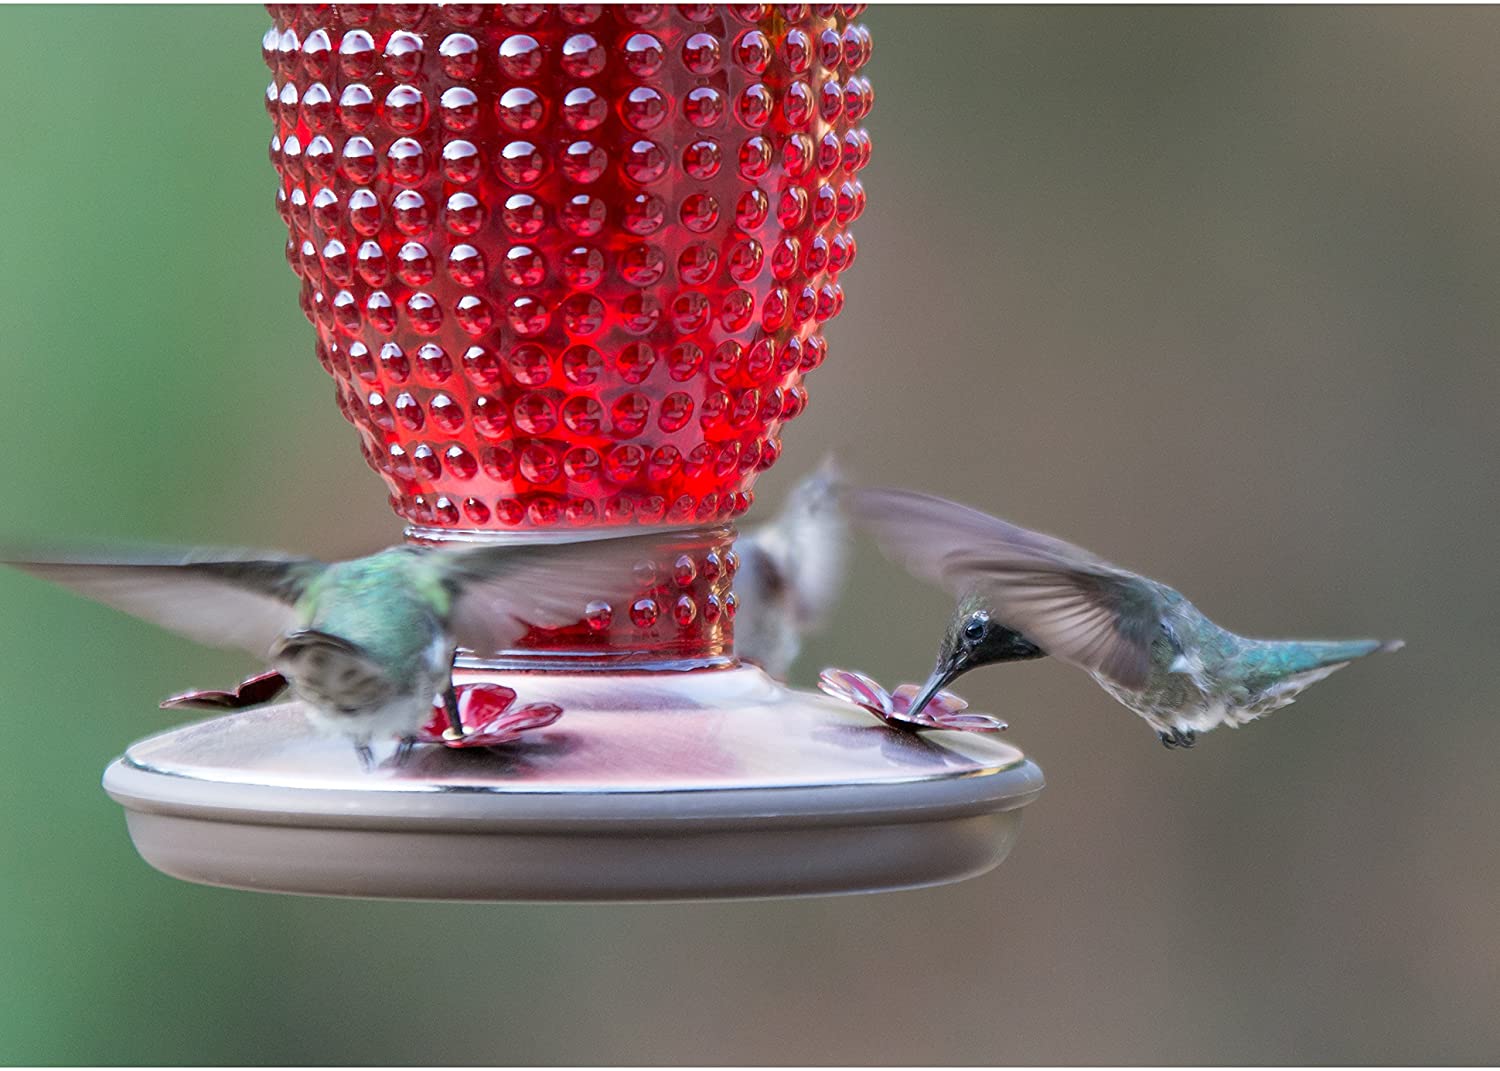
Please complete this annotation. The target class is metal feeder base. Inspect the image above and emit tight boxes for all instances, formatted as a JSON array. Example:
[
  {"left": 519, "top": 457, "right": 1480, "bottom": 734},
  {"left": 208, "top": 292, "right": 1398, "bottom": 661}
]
[{"left": 103, "top": 664, "right": 1044, "bottom": 901}]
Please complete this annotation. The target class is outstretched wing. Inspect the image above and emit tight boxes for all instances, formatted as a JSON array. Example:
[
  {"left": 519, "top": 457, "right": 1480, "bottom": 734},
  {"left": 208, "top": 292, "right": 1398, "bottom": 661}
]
[
  {"left": 435, "top": 531, "right": 690, "bottom": 656},
  {"left": 847, "top": 488, "right": 1168, "bottom": 690},
  {"left": 3, "top": 546, "right": 325, "bottom": 658}
]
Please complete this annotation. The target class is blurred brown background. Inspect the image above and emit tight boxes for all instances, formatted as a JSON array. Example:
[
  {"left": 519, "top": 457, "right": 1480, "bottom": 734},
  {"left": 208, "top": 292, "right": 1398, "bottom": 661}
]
[{"left": 0, "top": 5, "right": 1495, "bottom": 1064}]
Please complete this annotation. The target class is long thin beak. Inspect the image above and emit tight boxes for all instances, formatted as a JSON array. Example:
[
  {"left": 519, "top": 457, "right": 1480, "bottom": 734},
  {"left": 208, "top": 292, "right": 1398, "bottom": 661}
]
[{"left": 907, "top": 656, "right": 963, "bottom": 720}]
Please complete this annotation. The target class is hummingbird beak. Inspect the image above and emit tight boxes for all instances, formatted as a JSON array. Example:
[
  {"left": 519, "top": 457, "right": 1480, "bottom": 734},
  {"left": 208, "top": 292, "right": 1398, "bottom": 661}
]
[{"left": 906, "top": 653, "right": 964, "bottom": 720}]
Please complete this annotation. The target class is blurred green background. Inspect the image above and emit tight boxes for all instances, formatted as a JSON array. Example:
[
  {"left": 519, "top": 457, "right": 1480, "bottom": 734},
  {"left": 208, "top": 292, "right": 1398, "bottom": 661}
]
[{"left": 1, "top": 4, "right": 1496, "bottom": 1064}]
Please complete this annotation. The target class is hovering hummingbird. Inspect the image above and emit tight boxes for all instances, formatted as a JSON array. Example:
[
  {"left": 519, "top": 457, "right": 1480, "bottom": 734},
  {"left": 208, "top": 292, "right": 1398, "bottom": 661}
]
[
  {"left": 4, "top": 535, "right": 660, "bottom": 767},
  {"left": 733, "top": 457, "right": 850, "bottom": 680},
  {"left": 848, "top": 487, "right": 1403, "bottom": 749}
]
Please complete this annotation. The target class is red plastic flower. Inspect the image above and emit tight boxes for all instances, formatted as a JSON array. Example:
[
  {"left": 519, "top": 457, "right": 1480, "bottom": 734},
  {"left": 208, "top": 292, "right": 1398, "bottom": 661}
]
[
  {"left": 817, "top": 668, "right": 1007, "bottom": 733},
  {"left": 416, "top": 683, "right": 563, "bottom": 748},
  {"left": 160, "top": 674, "right": 561, "bottom": 748},
  {"left": 160, "top": 670, "right": 288, "bottom": 711}
]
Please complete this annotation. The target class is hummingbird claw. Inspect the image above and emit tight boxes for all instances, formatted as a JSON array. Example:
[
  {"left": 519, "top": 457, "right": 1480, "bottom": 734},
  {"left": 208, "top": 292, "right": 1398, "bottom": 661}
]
[
  {"left": 1158, "top": 728, "right": 1196, "bottom": 750},
  {"left": 354, "top": 743, "right": 376, "bottom": 771},
  {"left": 394, "top": 736, "right": 416, "bottom": 766}
]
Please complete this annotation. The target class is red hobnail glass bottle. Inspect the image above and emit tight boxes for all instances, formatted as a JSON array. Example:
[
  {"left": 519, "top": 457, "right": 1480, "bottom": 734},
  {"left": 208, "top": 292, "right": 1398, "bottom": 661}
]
[{"left": 264, "top": 3, "right": 871, "bottom": 663}]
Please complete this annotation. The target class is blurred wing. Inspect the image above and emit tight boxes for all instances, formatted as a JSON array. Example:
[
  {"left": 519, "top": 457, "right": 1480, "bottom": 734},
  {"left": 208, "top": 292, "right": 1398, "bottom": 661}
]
[
  {"left": 848, "top": 488, "right": 1166, "bottom": 690},
  {"left": 971, "top": 560, "right": 1166, "bottom": 690},
  {"left": 439, "top": 532, "right": 684, "bottom": 654},
  {"left": 3, "top": 548, "right": 324, "bottom": 658},
  {"left": 783, "top": 456, "right": 851, "bottom": 628}
]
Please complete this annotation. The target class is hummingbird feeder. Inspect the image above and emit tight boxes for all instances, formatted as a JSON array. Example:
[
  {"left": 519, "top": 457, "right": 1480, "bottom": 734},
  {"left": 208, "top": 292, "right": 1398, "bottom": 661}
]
[{"left": 102, "top": 3, "right": 1044, "bottom": 901}]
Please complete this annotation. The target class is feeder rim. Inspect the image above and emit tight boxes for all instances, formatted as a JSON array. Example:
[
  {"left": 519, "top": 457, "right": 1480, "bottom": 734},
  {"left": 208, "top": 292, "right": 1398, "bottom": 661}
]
[{"left": 104, "top": 753, "right": 1044, "bottom": 834}]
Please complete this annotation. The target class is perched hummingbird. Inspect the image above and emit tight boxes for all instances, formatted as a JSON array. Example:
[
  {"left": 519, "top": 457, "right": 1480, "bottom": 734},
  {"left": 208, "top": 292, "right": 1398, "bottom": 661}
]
[
  {"left": 733, "top": 457, "right": 850, "bottom": 680},
  {"left": 4, "top": 535, "right": 660, "bottom": 766},
  {"left": 849, "top": 487, "right": 1403, "bottom": 749}
]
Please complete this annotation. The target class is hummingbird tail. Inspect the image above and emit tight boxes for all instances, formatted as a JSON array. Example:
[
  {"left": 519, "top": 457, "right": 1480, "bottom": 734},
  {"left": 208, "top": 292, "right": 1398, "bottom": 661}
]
[{"left": 1253, "top": 638, "right": 1402, "bottom": 678}]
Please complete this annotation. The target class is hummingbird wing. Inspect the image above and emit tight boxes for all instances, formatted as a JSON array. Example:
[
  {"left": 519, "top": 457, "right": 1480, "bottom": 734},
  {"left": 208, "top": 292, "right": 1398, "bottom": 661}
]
[
  {"left": 848, "top": 488, "right": 1167, "bottom": 691},
  {"left": 782, "top": 455, "right": 851, "bottom": 629},
  {"left": 2, "top": 547, "right": 325, "bottom": 658},
  {"left": 741, "top": 456, "right": 851, "bottom": 628},
  {"left": 434, "top": 532, "right": 686, "bottom": 654}
]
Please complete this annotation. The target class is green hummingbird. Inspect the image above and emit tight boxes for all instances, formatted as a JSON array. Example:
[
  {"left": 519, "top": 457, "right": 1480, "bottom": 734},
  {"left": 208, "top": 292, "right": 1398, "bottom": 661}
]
[
  {"left": 4, "top": 535, "right": 659, "bottom": 767},
  {"left": 849, "top": 488, "right": 1403, "bottom": 749},
  {"left": 734, "top": 456, "right": 850, "bottom": 680}
]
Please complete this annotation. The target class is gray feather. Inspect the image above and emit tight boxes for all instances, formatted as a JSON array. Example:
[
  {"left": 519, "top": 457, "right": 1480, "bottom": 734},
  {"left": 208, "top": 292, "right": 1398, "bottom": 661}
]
[
  {"left": 3, "top": 548, "right": 324, "bottom": 658},
  {"left": 734, "top": 457, "right": 850, "bottom": 677},
  {"left": 436, "top": 531, "right": 687, "bottom": 655},
  {"left": 847, "top": 488, "right": 1165, "bottom": 691}
]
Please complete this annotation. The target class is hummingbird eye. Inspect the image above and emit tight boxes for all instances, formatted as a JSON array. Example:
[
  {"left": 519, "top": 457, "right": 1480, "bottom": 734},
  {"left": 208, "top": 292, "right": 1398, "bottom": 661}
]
[{"left": 963, "top": 613, "right": 988, "bottom": 643}]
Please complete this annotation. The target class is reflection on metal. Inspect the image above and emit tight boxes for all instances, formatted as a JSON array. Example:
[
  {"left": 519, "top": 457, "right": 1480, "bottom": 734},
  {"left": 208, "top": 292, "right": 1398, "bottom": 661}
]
[{"left": 104, "top": 663, "right": 1044, "bottom": 902}]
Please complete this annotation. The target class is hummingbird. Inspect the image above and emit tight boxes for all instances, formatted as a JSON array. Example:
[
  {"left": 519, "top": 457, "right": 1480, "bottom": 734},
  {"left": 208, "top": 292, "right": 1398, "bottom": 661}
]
[
  {"left": 848, "top": 487, "right": 1403, "bottom": 749},
  {"left": 4, "top": 534, "right": 662, "bottom": 767},
  {"left": 733, "top": 457, "right": 850, "bottom": 680}
]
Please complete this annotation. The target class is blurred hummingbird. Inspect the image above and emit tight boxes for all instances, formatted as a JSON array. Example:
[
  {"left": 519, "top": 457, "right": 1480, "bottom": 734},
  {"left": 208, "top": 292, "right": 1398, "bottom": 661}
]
[
  {"left": 849, "top": 487, "right": 1403, "bottom": 749},
  {"left": 733, "top": 457, "right": 850, "bottom": 680},
  {"left": 4, "top": 535, "right": 660, "bottom": 767}
]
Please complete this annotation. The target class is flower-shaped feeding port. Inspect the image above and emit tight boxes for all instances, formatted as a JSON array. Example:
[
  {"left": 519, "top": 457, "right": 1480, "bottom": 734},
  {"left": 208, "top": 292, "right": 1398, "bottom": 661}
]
[
  {"left": 160, "top": 670, "right": 289, "bottom": 711},
  {"left": 818, "top": 668, "right": 1008, "bottom": 733},
  {"left": 415, "top": 683, "right": 561, "bottom": 749},
  {"left": 162, "top": 673, "right": 560, "bottom": 749}
]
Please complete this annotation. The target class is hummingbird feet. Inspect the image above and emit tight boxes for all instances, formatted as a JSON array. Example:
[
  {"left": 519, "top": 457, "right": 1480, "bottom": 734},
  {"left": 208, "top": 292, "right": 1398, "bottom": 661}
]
[
  {"left": 1158, "top": 728, "right": 1197, "bottom": 750},
  {"left": 354, "top": 742, "right": 376, "bottom": 770},
  {"left": 393, "top": 736, "right": 417, "bottom": 767}
]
